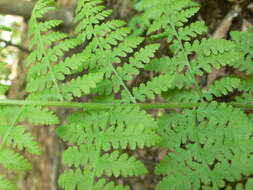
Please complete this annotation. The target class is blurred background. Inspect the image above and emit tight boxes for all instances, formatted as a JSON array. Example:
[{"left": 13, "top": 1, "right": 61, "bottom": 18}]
[{"left": 0, "top": 0, "right": 252, "bottom": 189}]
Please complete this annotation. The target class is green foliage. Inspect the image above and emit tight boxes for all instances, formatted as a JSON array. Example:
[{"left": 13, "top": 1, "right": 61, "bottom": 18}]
[
  {"left": 57, "top": 105, "right": 159, "bottom": 189},
  {"left": 0, "top": 0, "right": 253, "bottom": 189},
  {"left": 0, "top": 175, "right": 17, "bottom": 190},
  {"left": 134, "top": 0, "right": 253, "bottom": 189},
  {"left": 157, "top": 102, "right": 253, "bottom": 189},
  {"left": 203, "top": 77, "right": 241, "bottom": 101}
]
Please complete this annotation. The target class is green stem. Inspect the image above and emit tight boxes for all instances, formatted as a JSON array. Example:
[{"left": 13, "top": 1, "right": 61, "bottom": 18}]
[{"left": 0, "top": 99, "right": 253, "bottom": 110}]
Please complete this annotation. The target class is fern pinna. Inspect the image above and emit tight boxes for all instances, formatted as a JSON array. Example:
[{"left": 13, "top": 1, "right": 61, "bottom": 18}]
[{"left": 0, "top": 0, "right": 253, "bottom": 189}]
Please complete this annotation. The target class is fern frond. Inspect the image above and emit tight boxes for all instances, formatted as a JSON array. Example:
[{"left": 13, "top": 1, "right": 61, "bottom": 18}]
[
  {"left": 230, "top": 29, "right": 253, "bottom": 57},
  {"left": 0, "top": 1, "right": 66, "bottom": 188},
  {"left": 27, "top": 0, "right": 83, "bottom": 99},
  {"left": 144, "top": 56, "right": 180, "bottom": 75},
  {"left": 92, "top": 179, "right": 129, "bottom": 190},
  {"left": 27, "top": 38, "right": 81, "bottom": 92}
]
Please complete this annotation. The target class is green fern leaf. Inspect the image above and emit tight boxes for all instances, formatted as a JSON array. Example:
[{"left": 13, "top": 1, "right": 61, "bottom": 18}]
[
  {"left": 129, "top": 74, "right": 175, "bottom": 102},
  {"left": 156, "top": 102, "right": 253, "bottom": 190},
  {"left": 61, "top": 72, "right": 104, "bottom": 100},
  {"left": 58, "top": 169, "right": 90, "bottom": 190},
  {"left": 95, "top": 151, "right": 148, "bottom": 177},
  {"left": 59, "top": 169, "right": 129, "bottom": 190},
  {"left": 30, "top": 0, "right": 56, "bottom": 19},
  {"left": 0, "top": 125, "right": 40, "bottom": 155},
  {"left": 178, "top": 21, "right": 207, "bottom": 41},
  {"left": 96, "top": 43, "right": 160, "bottom": 95},
  {"left": 57, "top": 105, "right": 159, "bottom": 189},
  {"left": 185, "top": 38, "right": 235, "bottom": 56},
  {"left": 0, "top": 106, "right": 58, "bottom": 125},
  {"left": 0, "top": 149, "right": 32, "bottom": 171},
  {"left": 0, "top": 175, "right": 18, "bottom": 190},
  {"left": 63, "top": 144, "right": 96, "bottom": 167},
  {"left": 203, "top": 77, "right": 241, "bottom": 101}
]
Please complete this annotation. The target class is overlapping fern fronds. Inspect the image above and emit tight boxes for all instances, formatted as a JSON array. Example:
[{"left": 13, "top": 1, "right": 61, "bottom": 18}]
[
  {"left": 70, "top": 0, "right": 175, "bottom": 103},
  {"left": 133, "top": 0, "right": 253, "bottom": 189},
  {"left": 156, "top": 102, "right": 253, "bottom": 190},
  {"left": 1, "top": 0, "right": 253, "bottom": 189}
]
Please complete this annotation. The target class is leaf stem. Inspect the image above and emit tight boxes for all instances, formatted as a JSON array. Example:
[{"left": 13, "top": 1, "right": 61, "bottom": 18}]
[{"left": 0, "top": 99, "right": 253, "bottom": 110}]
